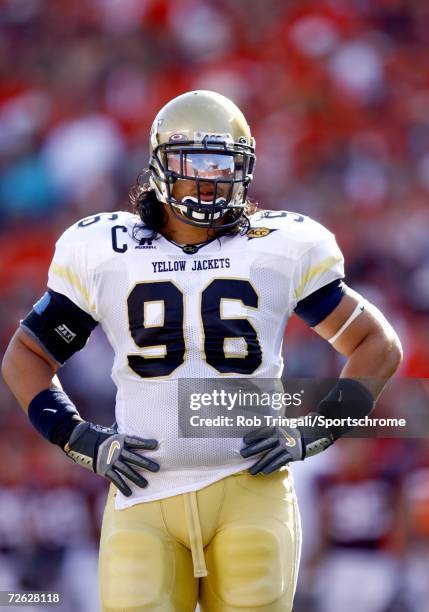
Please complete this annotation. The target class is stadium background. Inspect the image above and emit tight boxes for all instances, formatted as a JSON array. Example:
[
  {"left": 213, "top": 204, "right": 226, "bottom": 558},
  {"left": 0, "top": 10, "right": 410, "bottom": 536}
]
[{"left": 0, "top": 1, "right": 429, "bottom": 610}]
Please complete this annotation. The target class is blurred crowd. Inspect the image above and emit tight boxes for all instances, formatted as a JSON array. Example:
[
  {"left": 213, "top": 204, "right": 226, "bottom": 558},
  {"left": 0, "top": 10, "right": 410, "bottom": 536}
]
[{"left": 1, "top": 0, "right": 429, "bottom": 610}]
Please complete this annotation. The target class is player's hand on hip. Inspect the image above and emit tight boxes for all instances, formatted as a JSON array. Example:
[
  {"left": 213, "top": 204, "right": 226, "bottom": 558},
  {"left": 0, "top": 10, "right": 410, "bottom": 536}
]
[
  {"left": 64, "top": 422, "right": 159, "bottom": 496},
  {"left": 240, "top": 418, "right": 334, "bottom": 475}
]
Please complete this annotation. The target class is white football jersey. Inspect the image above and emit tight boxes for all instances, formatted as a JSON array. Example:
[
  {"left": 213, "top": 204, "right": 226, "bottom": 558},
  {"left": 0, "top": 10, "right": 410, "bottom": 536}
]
[{"left": 47, "top": 209, "right": 344, "bottom": 508}]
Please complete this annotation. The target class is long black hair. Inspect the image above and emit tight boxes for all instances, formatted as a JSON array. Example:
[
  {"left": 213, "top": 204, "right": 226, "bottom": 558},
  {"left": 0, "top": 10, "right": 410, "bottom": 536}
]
[{"left": 128, "top": 175, "right": 258, "bottom": 241}]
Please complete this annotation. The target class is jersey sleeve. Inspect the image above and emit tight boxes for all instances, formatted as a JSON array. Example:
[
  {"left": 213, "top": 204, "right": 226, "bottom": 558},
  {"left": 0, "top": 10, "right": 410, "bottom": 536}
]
[
  {"left": 47, "top": 226, "right": 98, "bottom": 319},
  {"left": 291, "top": 227, "right": 345, "bottom": 311}
]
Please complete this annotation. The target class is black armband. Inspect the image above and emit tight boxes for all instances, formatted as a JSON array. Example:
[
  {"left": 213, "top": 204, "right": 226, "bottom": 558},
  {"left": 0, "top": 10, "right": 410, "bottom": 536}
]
[
  {"left": 294, "top": 279, "right": 346, "bottom": 326},
  {"left": 20, "top": 289, "right": 98, "bottom": 365},
  {"left": 317, "top": 378, "right": 375, "bottom": 440},
  {"left": 28, "top": 388, "right": 83, "bottom": 448}
]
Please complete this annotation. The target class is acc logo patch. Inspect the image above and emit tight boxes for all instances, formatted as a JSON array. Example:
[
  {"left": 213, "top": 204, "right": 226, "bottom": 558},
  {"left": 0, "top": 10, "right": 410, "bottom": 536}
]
[{"left": 246, "top": 227, "right": 277, "bottom": 240}]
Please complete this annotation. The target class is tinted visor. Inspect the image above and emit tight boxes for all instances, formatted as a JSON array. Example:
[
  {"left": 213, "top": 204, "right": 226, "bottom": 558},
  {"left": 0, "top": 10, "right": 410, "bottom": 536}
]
[{"left": 166, "top": 152, "right": 245, "bottom": 180}]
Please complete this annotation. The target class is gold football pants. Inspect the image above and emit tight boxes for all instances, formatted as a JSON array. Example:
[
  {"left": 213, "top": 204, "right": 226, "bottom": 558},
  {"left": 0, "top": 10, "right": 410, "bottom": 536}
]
[{"left": 99, "top": 469, "right": 301, "bottom": 611}]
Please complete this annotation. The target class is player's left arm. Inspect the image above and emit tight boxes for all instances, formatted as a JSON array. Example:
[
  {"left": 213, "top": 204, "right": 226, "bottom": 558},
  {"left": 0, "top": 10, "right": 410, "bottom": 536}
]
[
  {"left": 313, "top": 286, "right": 403, "bottom": 398},
  {"left": 241, "top": 287, "right": 402, "bottom": 474},
  {"left": 241, "top": 220, "right": 402, "bottom": 474}
]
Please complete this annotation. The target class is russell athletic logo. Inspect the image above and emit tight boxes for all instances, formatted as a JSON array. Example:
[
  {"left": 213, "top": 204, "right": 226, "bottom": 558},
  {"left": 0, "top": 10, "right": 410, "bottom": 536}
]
[{"left": 135, "top": 237, "right": 156, "bottom": 249}]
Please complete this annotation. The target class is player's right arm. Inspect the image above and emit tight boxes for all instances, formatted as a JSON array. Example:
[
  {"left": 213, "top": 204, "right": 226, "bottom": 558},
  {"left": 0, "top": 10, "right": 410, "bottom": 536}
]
[
  {"left": 3, "top": 327, "right": 62, "bottom": 408},
  {"left": 1, "top": 218, "right": 159, "bottom": 497}
]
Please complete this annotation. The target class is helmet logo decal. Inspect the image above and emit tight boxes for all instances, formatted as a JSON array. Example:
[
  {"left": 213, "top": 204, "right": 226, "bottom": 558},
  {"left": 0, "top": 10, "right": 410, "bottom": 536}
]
[{"left": 169, "top": 133, "right": 189, "bottom": 142}]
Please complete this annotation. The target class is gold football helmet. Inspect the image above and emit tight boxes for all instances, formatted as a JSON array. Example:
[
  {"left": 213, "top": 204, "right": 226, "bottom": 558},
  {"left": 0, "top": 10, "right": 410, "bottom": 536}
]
[{"left": 148, "top": 90, "right": 256, "bottom": 228}]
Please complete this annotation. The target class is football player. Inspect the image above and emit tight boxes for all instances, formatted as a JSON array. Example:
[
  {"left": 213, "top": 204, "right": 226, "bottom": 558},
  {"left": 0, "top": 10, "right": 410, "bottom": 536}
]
[{"left": 2, "top": 90, "right": 402, "bottom": 611}]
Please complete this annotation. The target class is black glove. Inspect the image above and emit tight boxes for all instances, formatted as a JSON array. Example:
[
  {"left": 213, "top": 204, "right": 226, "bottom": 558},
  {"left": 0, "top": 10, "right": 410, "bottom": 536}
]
[
  {"left": 240, "top": 415, "right": 334, "bottom": 475},
  {"left": 64, "top": 422, "right": 160, "bottom": 496},
  {"left": 241, "top": 379, "right": 374, "bottom": 475}
]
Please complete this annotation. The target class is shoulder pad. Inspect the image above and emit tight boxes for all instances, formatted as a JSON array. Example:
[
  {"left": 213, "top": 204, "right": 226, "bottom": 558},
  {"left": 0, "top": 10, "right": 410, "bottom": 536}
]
[
  {"left": 74, "top": 211, "right": 137, "bottom": 231},
  {"left": 250, "top": 210, "right": 334, "bottom": 244},
  {"left": 56, "top": 211, "right": 137, "bottom": 244},
  {"left": 53, "top": 211, "right": 139, "bottom": 271}
]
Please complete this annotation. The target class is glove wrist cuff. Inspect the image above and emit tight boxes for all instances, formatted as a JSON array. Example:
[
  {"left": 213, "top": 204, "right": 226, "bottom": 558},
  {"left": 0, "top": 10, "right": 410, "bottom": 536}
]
[{"left": 317, "top": 378, "right": 374, "bottom": 440}]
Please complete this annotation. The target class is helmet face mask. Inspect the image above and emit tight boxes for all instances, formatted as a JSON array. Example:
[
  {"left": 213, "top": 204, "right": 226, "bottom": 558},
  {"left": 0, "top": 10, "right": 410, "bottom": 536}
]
[{"left": 148, "top": 91, "right": 256, "bottom": 229}]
